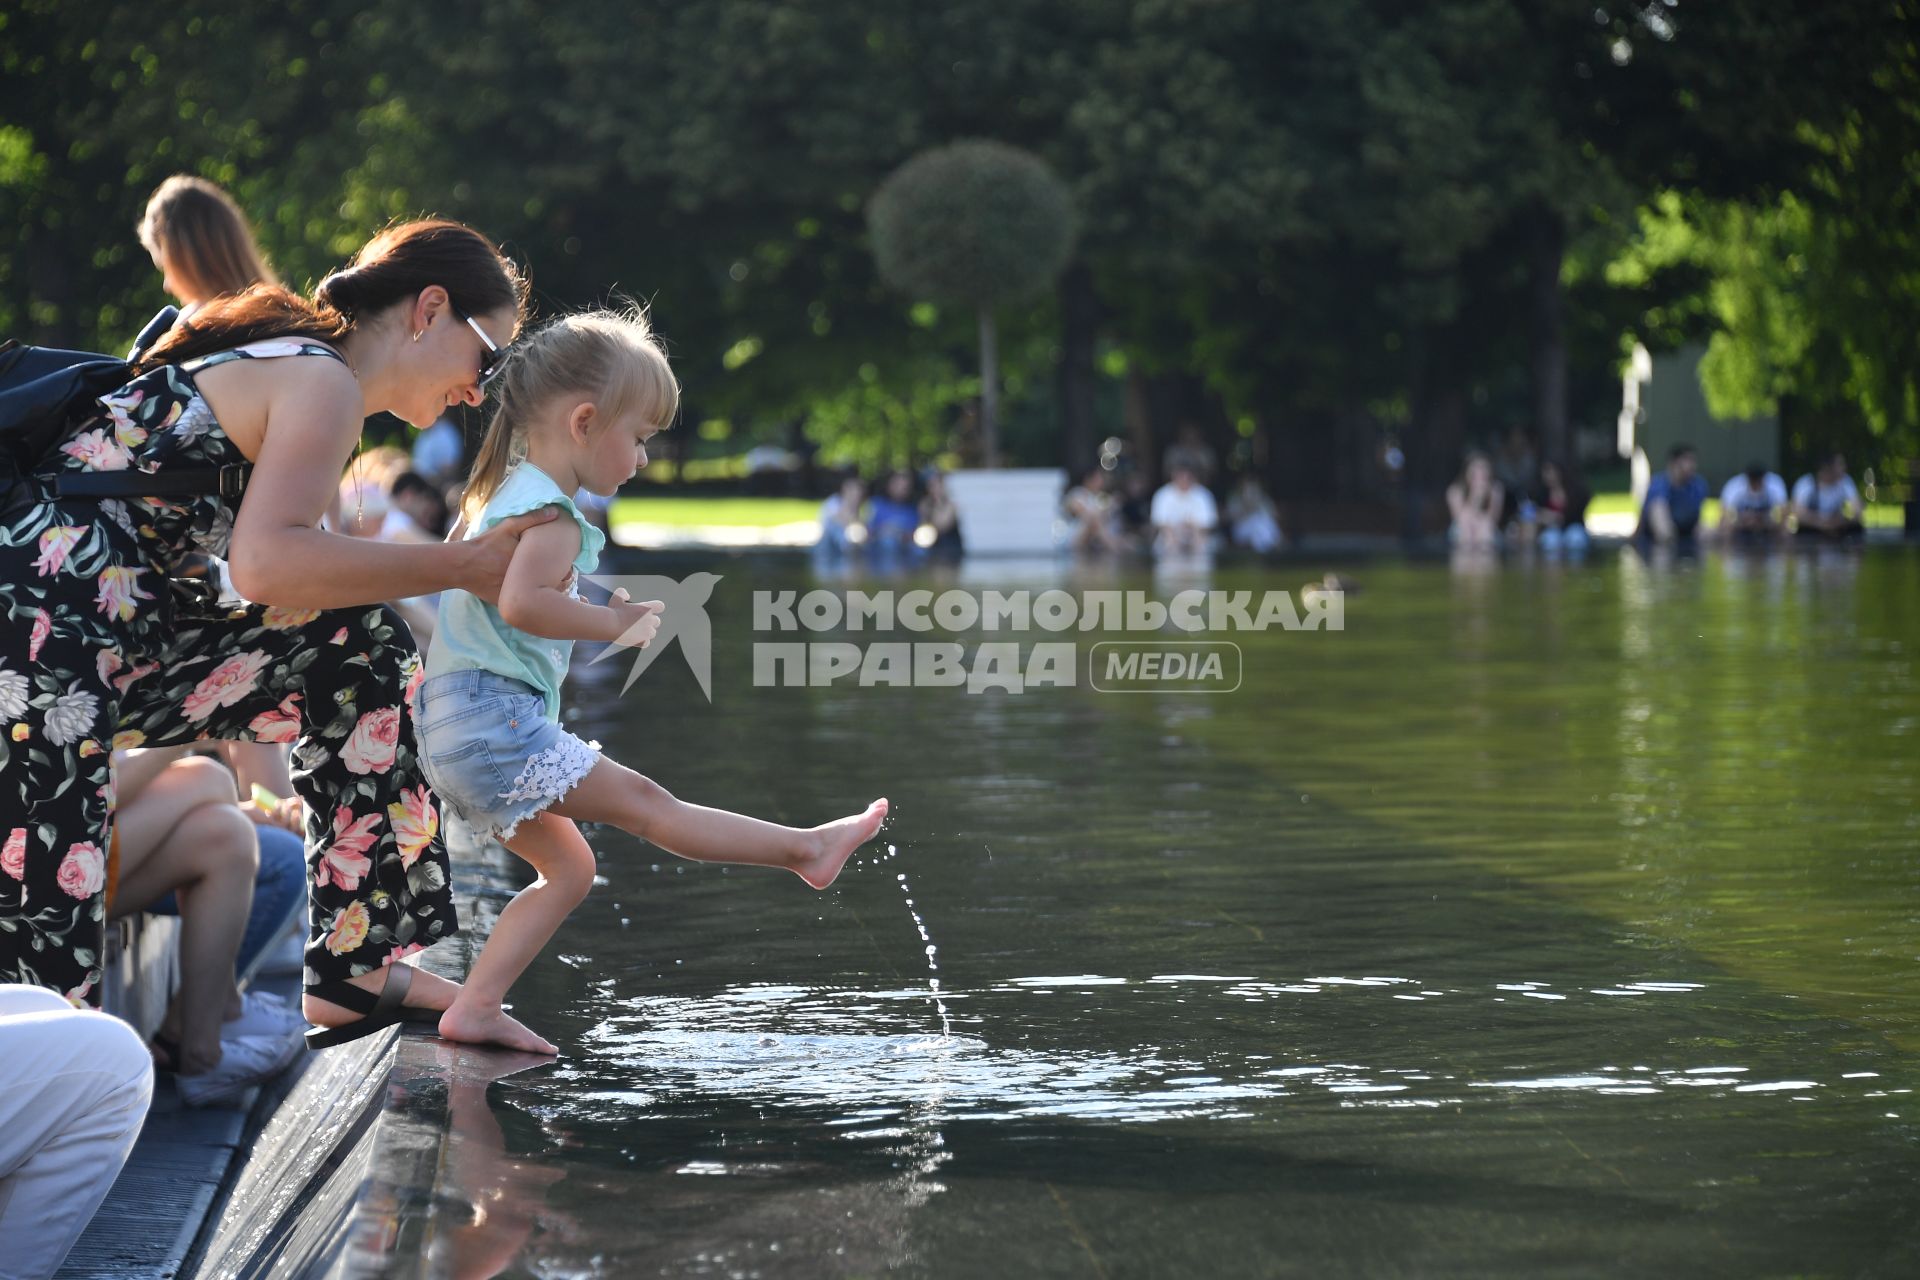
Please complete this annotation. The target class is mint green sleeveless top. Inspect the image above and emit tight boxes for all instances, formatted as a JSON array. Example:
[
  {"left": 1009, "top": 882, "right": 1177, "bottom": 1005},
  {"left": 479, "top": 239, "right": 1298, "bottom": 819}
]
[{"left": 424, "top": 462, "right": 606, "bottom": 719}]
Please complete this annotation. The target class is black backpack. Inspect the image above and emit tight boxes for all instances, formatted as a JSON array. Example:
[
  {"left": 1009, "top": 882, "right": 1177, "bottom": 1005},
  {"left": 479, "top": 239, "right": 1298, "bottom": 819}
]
[{"left": 1, "top": 306, "right": 251, "bottom": 516}]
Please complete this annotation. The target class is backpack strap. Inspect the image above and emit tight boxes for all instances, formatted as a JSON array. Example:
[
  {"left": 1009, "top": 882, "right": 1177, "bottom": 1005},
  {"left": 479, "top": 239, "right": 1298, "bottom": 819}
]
[{"left": 52, "top": 462, "right": 252, "bottom": 504}]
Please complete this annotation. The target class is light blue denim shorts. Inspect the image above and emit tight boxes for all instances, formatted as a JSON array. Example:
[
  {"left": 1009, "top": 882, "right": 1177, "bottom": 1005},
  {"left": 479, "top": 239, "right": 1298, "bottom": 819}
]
[{"left": 415, "top": 669, "right": 602, "bottom": 842}]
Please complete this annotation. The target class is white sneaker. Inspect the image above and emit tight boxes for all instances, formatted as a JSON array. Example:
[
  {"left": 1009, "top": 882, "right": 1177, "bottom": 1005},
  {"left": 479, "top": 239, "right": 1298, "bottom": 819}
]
[
  {"left": 176, "top": 1031, "right": 302, "bottom": 1108},
  {"left": 224, "top": 989, "right": 304, "bottom": 1040}
]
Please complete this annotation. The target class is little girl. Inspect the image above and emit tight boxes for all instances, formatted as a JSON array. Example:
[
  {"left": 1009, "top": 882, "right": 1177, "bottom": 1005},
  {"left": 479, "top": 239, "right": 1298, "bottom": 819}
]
[{"left": 415, "top": 310, "right": 888, "bottom": 1055}]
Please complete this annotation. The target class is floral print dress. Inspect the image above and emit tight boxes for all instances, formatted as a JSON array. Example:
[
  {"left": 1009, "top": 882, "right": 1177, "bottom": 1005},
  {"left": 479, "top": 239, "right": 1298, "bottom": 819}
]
[{"left": 0, "top": 340, "right": 456, "bottom": 1005}]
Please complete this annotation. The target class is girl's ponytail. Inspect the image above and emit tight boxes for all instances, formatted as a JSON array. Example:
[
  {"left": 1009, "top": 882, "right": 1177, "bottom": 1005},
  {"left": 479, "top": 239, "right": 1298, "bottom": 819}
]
[{"left": 459, "top": 307, "right": 679, "bottom": 531}]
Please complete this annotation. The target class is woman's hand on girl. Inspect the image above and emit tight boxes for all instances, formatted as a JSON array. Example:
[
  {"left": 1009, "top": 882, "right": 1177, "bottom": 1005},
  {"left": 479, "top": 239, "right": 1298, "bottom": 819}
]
[{"left": 461, "top": 508, "right": 561, "bottom": 605}]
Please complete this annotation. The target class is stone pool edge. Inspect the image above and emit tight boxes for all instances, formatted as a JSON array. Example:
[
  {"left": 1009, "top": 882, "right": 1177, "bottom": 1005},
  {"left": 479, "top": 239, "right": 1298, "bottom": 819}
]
[{"left": 189, "top": 888, "right": 498, "bottom": 1280}]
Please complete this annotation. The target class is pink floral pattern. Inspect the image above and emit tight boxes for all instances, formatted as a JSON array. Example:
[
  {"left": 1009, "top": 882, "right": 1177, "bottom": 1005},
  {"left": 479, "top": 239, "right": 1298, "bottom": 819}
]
[
  {"left": 94, "top": 565, "right": 155, "bottom": 622},
  {"left": 248, "top": 693, "right": 304, "bottom": 743},
  {"left": 58, "top": 427, "right": 132, "bottom": 472},
  {"left": 182, "top": 650, "right": 272, "bottom": 721},
  {"left": 340, "top": 705, "right": 401, "bottom": 776},
  {"left": 386, "top": 786, "right": 438, "bottom": 868},
  {"left": 33, "top": 526, "right": 87, "bottom": 577},
  {"left": 316, "top": 804, "right": 380, "bottom": 891},
  {"left": 3, "top": 340, "right": 457, "bottom": 1005},
  {"left": 55, "top": 841, "right": 106, "bottom": 900}
]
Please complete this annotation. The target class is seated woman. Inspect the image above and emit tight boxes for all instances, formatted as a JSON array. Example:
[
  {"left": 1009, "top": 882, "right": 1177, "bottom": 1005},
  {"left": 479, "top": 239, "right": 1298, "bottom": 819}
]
[
  {"left": 109, "top": 748, "right": 305, "bottom": 1106},
  {"left": 919, "top": 469, "right": 964, "bottom": 561},
  {"left": 866, "top": 470, "right": 923, "bottom": 562},
  {"left": 1062, "top": 467, "right": 1125, "bottom": 554},
  {"left": 1225, "top": 473, "right": 1283, "bottom": 553},
  {"left": 1534, "top": 458, "right": 1591, "bottom": 554},
  {"left": 815, "top": 475, "right": 866, "bottom": 561},
  {"left": 1446, "top": 451, "right": 1504, "bottom": 550}
]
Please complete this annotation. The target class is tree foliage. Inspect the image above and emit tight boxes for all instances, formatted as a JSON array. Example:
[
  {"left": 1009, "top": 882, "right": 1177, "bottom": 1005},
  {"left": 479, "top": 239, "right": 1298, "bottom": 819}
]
[
  {"left": 868, "top": 140, "right": 1075, "bottom": 311},
  {"left": 0, "top": 0, "right": 1913, "bottom": 486}
]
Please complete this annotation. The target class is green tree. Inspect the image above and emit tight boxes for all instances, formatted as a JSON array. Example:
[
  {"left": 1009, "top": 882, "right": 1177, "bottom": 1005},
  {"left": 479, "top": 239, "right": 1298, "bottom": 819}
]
[{"left": 867, "top": 140, "right": 1076, "bottom": 468}]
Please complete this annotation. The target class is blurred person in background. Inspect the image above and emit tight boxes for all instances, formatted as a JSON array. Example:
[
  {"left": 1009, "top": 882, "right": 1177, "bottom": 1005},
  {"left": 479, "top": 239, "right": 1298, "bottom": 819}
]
[
  {"left": 1062, "top": 466, "right": 1125, "bottom": 554},
  {"left": 919, "top": 469, "right": 964, "bottom": 561},
  {"left": 1225, "top": 472, "right": 1283, "bottom": 553},
  {"left": 1718, "top": 461, "right": 1789, "bottom": 543},
  {"left": 1791, "top": 452, "right": 1866, "bottom": 539},
  {"left": 1447, "top": 450, "right": 1503, "bottom": 550},
  {"left": 1150, "top": 465, "right": 1218, "bottom": 556},
  {"left": 816, "top": 473, "right": 867, "bottom": 563},
  {"left": 138, "top": 174, "right": 278, "bottom": 318},
  {"left": 1534, "top": 457, "right": 1592, "bottom": 555},
  {"left": 1637, "top": 444, "right": 1707, "bottom": 544}
]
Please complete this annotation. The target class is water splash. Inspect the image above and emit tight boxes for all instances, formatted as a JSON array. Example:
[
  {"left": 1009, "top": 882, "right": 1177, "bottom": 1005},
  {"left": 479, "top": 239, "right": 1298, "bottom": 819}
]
[{"left": 892, "top": 847, "right": 952, "bottom": 1039}]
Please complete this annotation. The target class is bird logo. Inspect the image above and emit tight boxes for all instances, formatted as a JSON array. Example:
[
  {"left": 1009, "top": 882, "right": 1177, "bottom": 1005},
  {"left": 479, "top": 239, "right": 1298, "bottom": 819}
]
[{"left": 581, "top": 571, "right": 723, "bottom": 701}]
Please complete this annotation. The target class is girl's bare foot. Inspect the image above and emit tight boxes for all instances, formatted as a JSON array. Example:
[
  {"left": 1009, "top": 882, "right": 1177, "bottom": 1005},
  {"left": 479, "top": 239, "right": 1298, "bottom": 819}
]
[
  {"left": 438, "top": 1000, "right": 559, "bottom": 1056},
  {"left": 792, "top": 798, "right": 889, "bottom": 890},
  {"left": 302, "top": 964, "right": 463, "bottom": 1028}
]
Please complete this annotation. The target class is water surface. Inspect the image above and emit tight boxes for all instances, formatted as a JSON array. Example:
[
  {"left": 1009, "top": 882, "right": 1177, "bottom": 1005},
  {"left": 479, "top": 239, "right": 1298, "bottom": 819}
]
[{"left": 451, "top": 545, "right": 1919, "bottom": 1277}]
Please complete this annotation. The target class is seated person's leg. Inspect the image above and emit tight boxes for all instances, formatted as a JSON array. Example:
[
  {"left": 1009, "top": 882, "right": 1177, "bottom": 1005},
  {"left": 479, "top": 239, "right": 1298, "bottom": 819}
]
[
  {"left": 112, "top": 757, "right": 259, "bottom": 1075},
  {"left": 236, "top": 822, "right": 307, "bottom": 980},
  {"left": 0, "top": 987, "right": 153, "bottom": 1278}
]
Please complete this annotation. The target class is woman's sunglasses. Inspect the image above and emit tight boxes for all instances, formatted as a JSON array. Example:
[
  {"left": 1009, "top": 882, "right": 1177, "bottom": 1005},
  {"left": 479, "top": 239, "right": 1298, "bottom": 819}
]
[{"left": 452, "top": 304, "right": 506, "bottom": 388}]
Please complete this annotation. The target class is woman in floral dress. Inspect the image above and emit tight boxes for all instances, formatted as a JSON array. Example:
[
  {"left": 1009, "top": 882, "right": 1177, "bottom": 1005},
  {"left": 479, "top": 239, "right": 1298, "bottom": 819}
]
[{"left": 0, "top": 219, "right": 554, "bottom": 1044}]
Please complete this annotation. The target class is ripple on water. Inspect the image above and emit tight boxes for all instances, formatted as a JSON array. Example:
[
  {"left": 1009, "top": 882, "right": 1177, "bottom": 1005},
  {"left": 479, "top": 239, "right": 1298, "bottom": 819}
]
[{"left": 549, "top": 976, "right": 1891, "bottom": 1128}]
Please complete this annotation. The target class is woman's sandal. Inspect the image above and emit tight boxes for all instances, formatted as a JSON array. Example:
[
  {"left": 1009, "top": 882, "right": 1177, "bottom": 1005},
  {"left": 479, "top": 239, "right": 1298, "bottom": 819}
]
[{"left": 303, "top": 964, "right": 444, "bottom": 1051}]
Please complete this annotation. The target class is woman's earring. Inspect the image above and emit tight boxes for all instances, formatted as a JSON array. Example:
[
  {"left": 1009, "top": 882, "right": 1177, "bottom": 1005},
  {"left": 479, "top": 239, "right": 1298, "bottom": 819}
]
[{"left": 412, "top": 331, "right": 422, "bottom": 342}]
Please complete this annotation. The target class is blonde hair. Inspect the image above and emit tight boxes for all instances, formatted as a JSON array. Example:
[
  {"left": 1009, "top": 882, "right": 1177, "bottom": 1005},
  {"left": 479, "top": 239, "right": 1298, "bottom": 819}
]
[
  {"left": 461, "top": 308, "right": 679, "bottom": 528},
  {"left": 138, "top": 175, "right": 279, "bottom": 303}
]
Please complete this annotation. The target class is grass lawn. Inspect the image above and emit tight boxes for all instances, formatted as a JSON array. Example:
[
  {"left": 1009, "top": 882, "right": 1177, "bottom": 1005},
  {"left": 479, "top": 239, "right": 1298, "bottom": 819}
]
[
  {"left": 605, "top": 491, "right": 1905, "bottom": 534},
  {"left": 608, "top": 496, "right": 821, "bottom": 528}
]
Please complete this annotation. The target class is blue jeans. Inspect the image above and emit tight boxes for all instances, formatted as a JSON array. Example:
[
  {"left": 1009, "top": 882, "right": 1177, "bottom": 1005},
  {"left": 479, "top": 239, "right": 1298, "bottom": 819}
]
[{"left": 149, "top": 822, "right": 305, "bottom": 977}]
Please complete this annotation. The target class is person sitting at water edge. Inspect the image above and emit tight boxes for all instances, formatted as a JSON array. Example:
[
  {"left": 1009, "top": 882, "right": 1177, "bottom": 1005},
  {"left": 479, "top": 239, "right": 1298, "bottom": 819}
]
[
  {"left": 815, "top": 474, "right": 866, "bottom": 561},
  {"left": 108, "top": 748, "right": 305, "bottom": 1105},
  {"left": 1447, "top": 450, "right": 1503, "bottom": 550},
  {"left": 1062, "top": 466, "right": 1125, "bottom": 554},
  {"left": 1718, "top": 462, "right": 1789, "bottom": 543},
  {"left": 1637, "top": 443, "right": 1707, "bottom": 544},
  {"left": 412, "top": 310, "right": 890, "bottom": 1056},
  {"left": 1791, "top": 451, "right": 1866, "bottom": 539},
  {"left": 1533, "top": 457, "right": 1590, "bottom": 554},
  {"left": 1150, "top": 465, "right": 1218, "bottom": 555}
]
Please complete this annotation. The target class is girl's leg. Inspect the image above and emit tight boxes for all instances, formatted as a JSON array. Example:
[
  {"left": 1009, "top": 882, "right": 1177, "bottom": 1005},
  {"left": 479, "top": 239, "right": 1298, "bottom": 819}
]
[
  {"left": 110, "top": 756, "right": 256, "bottom": 1073},
  {"left": 550, "top": 758, "right": 887, "bottom": 890},
  {"left": 438, "top": 810, "right": 598, "bottom": 1055}
]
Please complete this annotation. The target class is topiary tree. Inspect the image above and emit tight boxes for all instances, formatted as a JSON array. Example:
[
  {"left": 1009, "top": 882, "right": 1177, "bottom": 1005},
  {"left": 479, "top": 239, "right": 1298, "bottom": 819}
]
[{"left": 868, "top": 139, "right": 1077, "bottom": 468}]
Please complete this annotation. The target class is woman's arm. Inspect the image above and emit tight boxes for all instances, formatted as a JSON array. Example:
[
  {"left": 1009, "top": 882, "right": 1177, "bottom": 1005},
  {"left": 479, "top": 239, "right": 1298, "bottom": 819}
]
[{"left": 219, "top": 358, "right": 551, "bottom": 608}]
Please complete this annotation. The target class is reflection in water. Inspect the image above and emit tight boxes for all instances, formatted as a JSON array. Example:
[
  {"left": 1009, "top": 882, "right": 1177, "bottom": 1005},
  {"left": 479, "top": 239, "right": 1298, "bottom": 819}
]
[{"left": 397, "top": 1043, "right": 568, "bottom": 1280}]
